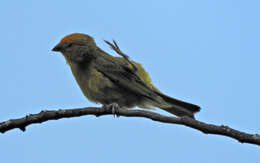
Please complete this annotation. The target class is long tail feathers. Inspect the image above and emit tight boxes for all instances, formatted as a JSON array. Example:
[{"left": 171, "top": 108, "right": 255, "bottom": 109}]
[{"left": 155, "top": 92, "right": 200, "bottom": 119}]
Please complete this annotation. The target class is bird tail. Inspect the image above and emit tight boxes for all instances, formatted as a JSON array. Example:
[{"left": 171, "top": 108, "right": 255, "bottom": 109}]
[{"left": 155, "top": 92, "right": 200, "bottom": 119}]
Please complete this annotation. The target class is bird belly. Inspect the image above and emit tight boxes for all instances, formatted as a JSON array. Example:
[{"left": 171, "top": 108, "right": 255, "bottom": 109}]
[{"left": 70, "top": 64, "right": 136, "bottom": 107}]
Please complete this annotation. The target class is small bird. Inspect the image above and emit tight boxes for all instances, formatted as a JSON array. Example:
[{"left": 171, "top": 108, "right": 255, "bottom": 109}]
[{"left": 52, "top": 33, "right": 200, "bottom": 118}]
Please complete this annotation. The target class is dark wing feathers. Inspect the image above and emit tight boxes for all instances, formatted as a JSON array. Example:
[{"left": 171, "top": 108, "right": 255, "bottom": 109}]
[{"left": 94, "top": 56, "right": 157, "bottom": 100}]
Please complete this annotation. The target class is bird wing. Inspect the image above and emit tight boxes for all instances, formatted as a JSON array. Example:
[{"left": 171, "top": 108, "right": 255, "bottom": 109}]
[{"left": 93, "top": 55, "right": 160, "bottom": 101}]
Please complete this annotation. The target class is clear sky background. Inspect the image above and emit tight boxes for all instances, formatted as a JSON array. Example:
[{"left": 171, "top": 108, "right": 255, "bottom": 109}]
[{"left": 1, "top": 0, "right": 260, "bottom": 162}]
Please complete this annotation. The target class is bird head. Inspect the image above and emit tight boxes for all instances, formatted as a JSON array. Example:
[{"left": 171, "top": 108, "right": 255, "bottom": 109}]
[{"left": 52, "top": 33, "right": 97, "bottom": 62}]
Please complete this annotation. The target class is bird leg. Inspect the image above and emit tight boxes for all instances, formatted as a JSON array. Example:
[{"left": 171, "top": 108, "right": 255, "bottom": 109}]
[{"left": 103, "top": 103, "right": 120, "bottom": 117}]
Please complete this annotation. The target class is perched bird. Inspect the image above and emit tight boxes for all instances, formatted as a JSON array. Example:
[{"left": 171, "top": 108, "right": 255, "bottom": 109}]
[{"left": 52, "top": 33, "right": 200, "bottom": 118}]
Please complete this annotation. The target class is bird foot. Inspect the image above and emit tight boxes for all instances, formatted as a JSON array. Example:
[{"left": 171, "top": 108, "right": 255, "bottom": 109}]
[{"left": 103, "top": 103, "right": 120, "bottom": 117}]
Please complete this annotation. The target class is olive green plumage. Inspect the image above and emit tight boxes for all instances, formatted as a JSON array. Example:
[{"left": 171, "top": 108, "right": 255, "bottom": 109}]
[{"left": 52, "top": 33, "right": 200, "bottom": 118}]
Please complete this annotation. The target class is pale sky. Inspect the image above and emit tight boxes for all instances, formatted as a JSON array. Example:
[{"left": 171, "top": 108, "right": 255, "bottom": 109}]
[{"left": 1, "top": 0, "right": 259, "bottom": 162}]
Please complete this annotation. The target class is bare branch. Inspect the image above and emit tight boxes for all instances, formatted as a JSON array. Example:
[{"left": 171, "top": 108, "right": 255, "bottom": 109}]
[
  {"left": 104, "top": 40, "right": 138, "bottom": 71},
  {"left": 0, "top": 107, "right": 259, "bottom": 146}
]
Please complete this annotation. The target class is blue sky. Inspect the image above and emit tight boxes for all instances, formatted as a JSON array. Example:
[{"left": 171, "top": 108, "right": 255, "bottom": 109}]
[{"left": 1, "top": 0, "right": 260, "bottom": 162}]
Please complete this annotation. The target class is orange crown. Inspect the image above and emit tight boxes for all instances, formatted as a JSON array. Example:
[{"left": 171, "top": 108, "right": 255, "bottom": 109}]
[{"left": 60, "top": 33, "right": 85, "bottom": 44}]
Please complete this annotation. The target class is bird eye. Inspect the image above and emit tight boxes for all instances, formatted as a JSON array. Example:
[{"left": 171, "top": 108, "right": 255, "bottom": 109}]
[{"left": 67, "top": 43, "right": 73, "bottom": 48}]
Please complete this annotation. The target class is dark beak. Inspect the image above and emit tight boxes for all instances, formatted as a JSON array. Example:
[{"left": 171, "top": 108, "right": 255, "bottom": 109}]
[{"left": 52, "top": 44, "right": 62, "bottom": 52}]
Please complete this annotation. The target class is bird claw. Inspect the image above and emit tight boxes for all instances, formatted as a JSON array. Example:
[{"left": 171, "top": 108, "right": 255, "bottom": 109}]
[{"left": 103, "top": 103, "right": 120, "bottom": 117}]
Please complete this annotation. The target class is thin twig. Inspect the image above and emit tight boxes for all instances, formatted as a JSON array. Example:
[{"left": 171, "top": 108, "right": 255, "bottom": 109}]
[
  {"left": 104, "top": 40, "right": 138, "bottom": 71},
  {"left": 0, "top": 107, "right": 260, "bottom": 146}
]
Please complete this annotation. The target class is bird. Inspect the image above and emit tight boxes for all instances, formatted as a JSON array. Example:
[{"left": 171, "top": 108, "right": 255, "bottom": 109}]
[{"left": 52, "top": 33, "right": 200, "bottom": 118}]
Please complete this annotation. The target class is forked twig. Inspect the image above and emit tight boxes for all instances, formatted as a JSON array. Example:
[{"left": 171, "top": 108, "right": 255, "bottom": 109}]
[{"left": 104, "top": 40, "right": 138, "bottom": 71}]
